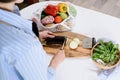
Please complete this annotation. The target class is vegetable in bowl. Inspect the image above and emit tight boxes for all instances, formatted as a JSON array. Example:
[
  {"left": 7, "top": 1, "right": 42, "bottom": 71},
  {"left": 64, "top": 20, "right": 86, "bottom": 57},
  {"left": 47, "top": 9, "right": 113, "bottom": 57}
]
[
  {"left": 33, "top": 2, "right": 77, "bottom": 32},
  {"left": 91, "top": 40, "right": 120, "bottom": 69},
  {"left": 41, "top": 3, "right": 69, "bottom": 26}
]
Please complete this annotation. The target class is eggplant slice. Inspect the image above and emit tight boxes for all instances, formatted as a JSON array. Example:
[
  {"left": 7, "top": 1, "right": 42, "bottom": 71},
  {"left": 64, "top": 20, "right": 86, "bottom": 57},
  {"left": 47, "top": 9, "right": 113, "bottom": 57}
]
[{"left": 45, "top": 36, "right": 67, "bottom": 45}]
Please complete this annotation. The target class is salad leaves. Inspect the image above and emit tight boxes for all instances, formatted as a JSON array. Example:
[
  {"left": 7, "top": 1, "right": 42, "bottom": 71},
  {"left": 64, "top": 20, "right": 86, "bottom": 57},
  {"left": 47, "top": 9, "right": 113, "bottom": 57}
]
[{"left": 92, "top": 40, "right": 119, "bottom": 66}]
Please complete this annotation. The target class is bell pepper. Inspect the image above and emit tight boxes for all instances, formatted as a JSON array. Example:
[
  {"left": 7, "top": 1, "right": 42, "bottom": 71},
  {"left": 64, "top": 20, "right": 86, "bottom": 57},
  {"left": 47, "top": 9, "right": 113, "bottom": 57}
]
[
  {"left": 58, "top": 12, "right": 68, "bottom": 20},
  {"left": 58, "top": 3, "right": 67, "bottom": 13},
  {"left": 45, "top": 4, "right": 58, "bottom": 17}
]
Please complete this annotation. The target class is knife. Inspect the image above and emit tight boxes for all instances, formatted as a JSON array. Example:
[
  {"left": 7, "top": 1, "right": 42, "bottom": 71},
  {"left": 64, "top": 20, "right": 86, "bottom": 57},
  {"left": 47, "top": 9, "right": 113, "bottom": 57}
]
[{"left": 60, "top": 38, "right": 66, "bottom": 50}]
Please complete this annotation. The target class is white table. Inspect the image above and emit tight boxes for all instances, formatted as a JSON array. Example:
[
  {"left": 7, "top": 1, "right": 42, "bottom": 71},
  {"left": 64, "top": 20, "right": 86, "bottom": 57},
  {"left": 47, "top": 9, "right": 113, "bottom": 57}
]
[{"left": 20, "top": 1, "right": 120, "bottom": 80}]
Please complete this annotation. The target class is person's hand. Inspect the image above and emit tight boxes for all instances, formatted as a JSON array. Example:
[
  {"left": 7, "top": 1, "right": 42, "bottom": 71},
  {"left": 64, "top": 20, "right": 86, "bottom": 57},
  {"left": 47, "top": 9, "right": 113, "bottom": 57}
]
[
  {"left": 49, "top": 50, "right": 65, "bottom": 69},
  {"left": 39, "top": 30, "right": 55, "bottom": 41}
]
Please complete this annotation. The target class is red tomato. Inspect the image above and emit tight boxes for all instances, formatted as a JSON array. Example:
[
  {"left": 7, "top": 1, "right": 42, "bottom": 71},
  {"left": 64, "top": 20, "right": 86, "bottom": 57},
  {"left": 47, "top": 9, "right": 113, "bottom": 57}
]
[{"left": 54, "top": 16, "right": 62, "bottom": 23}]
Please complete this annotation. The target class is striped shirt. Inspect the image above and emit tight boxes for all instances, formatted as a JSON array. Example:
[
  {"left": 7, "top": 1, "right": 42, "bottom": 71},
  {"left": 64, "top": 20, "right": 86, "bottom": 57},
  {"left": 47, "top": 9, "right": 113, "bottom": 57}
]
[{"left": 0, "top": 6, "right": 55, "bottom": 80}]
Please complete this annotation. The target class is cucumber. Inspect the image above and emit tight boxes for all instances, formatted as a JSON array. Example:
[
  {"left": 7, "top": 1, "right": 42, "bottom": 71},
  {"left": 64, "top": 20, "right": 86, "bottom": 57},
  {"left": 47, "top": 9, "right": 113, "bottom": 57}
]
[{"left": 69, "top": 40, "right": 79, "bottom": 49}]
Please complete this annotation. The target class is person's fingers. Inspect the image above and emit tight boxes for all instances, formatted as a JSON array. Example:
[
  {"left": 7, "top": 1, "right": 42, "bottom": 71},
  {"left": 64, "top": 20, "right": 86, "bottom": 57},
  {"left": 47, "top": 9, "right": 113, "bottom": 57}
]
[
  {"left": 45, "top": 31, "right": 55, "bottom": 38},
  {"left": 46, "top": 35, "right": 55, "bottom": 38},
  {"left": 58, "top": 50, "right": 65, "bottom": 54},
  {"left": 40, "top": 30, "right": 55, "bottom": 39},
  {"left": 47, "top": 31, "right": 55, "bottom": 35},
  {"left": 32, "top": 17, "right": 37, "bottom": 23},
  {"left": 48, "top": 31, "right": 55, "bottom": 35}
]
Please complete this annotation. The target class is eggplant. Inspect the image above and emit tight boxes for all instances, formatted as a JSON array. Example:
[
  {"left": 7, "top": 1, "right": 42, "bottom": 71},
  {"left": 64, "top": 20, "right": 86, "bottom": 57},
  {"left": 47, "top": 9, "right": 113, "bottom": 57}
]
[{"left": 45, "top": 36, "right": 67, "bottom": 45}]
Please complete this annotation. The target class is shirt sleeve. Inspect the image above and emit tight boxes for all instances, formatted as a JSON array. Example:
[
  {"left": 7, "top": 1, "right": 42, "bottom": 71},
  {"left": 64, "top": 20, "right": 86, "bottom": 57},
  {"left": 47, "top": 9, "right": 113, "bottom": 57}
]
[
  {"left": 14, "top": 5, "right": 20, "bottom": 15},
  {"left": 47, "top": 67, "right": 55, "bottom": 80},
  {"left": 14, "top": 45, "right": 56, "bottom": 80},
  {"left": 14, "top": 49, "right": 49, "bottom": 80}
]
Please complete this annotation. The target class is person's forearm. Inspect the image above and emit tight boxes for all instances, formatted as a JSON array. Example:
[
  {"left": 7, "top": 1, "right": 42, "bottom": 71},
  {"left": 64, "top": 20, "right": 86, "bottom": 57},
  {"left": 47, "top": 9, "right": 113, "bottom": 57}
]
[{"left": 49, "top": 60, "right": 58, "bottom": 70}]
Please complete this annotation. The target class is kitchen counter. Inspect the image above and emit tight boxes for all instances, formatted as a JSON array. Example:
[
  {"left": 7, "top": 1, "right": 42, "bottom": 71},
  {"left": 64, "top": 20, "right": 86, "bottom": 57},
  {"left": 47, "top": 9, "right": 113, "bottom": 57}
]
[{"left": 20, "top": 1, "right": 120, "bottom": 80}]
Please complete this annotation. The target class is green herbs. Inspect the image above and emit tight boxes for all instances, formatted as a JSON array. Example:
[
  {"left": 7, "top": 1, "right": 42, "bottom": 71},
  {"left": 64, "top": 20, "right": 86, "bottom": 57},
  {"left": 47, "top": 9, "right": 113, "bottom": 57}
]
[{"left": 92, "top": 40, "right": 119, "bottom": 66}]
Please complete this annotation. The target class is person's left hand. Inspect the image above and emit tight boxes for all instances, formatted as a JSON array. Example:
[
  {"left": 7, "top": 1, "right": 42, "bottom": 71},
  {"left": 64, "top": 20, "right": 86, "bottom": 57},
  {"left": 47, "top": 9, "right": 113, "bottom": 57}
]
[{"left": 39, "top": 30, "right": 55, "bottom": 41}]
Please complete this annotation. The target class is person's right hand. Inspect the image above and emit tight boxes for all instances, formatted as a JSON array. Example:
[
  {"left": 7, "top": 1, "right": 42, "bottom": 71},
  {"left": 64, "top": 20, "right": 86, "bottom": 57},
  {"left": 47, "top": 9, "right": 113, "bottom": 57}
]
[{"left": 49, "top": 50, "right": 65, "bottom": 70}]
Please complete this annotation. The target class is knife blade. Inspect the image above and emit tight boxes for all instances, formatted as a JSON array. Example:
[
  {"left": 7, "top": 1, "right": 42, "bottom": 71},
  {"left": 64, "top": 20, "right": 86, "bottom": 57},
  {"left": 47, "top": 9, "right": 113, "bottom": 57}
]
[{"left": 60, "top": 38, "right": 66, "bottom": 50}]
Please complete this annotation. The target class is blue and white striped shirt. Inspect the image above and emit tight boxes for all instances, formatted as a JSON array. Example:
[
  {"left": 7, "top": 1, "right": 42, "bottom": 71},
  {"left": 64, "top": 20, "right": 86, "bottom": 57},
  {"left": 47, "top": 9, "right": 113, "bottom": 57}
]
[{"left": 0, "top": 6, "right": 55, "bottom": 80}]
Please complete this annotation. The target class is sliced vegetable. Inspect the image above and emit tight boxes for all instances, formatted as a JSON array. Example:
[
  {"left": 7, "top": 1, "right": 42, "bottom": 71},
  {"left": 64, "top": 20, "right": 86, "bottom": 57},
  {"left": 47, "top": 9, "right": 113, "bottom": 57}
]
[
  {"left": 69, "top": 40, "right": 78, "bottom": 49},
  {"left": 69, "top": 38, "right": 80, "bottom": 49},
  {"left": 73, "top": 38, "right": 80, "bottom": 44}
]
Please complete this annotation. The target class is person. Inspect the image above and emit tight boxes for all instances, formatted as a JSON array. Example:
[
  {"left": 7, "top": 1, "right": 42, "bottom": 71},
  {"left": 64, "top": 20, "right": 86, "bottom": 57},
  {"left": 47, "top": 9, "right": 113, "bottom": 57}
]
[{"left": 0, "top": 0, "right": 65, "bottom": 80}]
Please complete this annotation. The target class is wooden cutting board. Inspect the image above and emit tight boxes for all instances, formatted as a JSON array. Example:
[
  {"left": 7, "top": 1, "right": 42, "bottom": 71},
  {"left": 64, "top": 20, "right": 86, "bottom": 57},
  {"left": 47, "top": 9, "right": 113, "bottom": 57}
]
[{"left": 43, "top": 31, "right": 91, "bottom": 57}]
